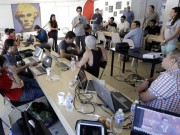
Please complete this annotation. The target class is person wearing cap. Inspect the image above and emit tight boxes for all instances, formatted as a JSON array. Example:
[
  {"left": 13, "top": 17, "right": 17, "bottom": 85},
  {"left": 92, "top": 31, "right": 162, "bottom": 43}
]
[
  {"left": 91, "top": 8, "right": 103, "bottom": 31},
  {"left": 106, "top": 17, "right": 117, "bottom": 29},
  {"left": 58, "top": 31, "right": 80, "bottom": 60},
  {"left": 77, "top": 35, "right": 107, "bottom": 77},
  {"left": 34, "top": 25, "right": 48, "bottom": 44}
]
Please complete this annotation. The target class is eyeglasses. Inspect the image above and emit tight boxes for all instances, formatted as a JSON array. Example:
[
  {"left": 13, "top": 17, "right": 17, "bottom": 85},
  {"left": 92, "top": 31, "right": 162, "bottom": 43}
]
[{"left": 77, "top": 10, "right": 82, "bottom": 12}]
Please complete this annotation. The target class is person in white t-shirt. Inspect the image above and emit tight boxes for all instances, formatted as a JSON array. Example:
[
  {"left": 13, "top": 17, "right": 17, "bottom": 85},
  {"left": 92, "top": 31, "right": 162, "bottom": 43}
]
[{"left": 117, "top": 16, "right": 130, "bottom": 38}]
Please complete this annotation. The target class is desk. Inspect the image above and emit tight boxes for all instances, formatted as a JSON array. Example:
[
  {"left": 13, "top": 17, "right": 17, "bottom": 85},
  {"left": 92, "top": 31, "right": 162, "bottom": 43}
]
[
  {"left": 109, "top": 47, "right": 162, "bottom": 78},
  {"left": 19, "top": 46, "right": 131, "bottom": 135}
]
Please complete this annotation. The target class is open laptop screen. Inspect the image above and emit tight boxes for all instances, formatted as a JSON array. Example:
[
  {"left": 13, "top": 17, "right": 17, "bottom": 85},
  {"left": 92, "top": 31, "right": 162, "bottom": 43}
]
[
  {"left": 77, "top": 68, "right": 88, "bottom": 90},
  {"left": 131, "top": 104, "right": 180, "bottom": 135}
]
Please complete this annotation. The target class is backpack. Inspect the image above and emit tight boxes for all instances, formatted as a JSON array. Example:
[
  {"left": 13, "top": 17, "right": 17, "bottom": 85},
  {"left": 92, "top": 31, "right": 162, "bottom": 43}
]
[{"left": 27, "top": 102, "right": 58, "bottom": 128}]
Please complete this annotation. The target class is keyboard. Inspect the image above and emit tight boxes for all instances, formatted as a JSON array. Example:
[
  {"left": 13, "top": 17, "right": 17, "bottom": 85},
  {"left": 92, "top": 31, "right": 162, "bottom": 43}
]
[
  {"left": 36, "top": 66, "right": 46, "bottom": 73},
  {"left": 111, "top": 92, "right": 132, "bottom": 112}
]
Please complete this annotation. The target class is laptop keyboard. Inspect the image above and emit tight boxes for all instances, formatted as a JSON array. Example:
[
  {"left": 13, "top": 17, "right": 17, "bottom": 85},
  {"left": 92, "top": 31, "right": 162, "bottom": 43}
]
[
  {"left": 36, "top": 67, "right": 46, "bottom": 73},
  {"left": 111, "top": 92, "right": 132, "bottom": 112}
]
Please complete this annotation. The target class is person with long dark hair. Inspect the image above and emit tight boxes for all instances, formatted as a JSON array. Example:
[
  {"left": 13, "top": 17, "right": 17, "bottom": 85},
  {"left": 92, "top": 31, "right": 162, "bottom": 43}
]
[
  {"left": 48, "top": 14, "right": 59, "bottom": 52},
  {"left": 161, "top": 7, "right": 180, "bottom": 55}
]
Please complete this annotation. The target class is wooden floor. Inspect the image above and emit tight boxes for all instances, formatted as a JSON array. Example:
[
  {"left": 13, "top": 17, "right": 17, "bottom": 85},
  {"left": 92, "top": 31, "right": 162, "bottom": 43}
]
[{"left": 0, "top": 50, "right": 162, "bottom": 134}]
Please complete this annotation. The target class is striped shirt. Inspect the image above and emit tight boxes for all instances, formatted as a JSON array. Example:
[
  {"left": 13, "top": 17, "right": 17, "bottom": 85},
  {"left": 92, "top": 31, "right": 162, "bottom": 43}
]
[{"left": 146, "top": 69, "right": 180, "bottom": 114}]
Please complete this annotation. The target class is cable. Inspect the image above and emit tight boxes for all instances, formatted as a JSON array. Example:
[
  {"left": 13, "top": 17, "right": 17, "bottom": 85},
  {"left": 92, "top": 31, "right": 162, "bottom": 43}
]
[{"left": 99, "top": 105, "right": 113, "bottom": 116}]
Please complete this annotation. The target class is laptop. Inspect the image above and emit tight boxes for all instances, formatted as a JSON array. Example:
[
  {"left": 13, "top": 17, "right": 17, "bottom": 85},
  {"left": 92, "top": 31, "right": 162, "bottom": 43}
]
[
  {"left": 92, "top": 79, "right": 132, "bottom": 113},
  {"left": 23, "top": 46, "right": 43, "bottom": 64},
  {"left": 22, "top": 34, "right": 34, "bottom": 46},
  {"left": 77, "top": 68, "right": 96, "bottom": 93},
  {"left": 52, "top": 55, "right": 70, "bottom": 71},
  {"left": 130, "top": 104, "right": 180, "bottom": 135},
  {"left": 29, "top": 55, "right": 52, "bottom": 76}
]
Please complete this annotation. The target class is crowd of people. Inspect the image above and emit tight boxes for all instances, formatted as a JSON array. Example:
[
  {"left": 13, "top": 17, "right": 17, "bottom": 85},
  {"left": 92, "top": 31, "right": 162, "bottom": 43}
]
[{"left": 0, "top": 5, "right": 179, "bottom": 122}]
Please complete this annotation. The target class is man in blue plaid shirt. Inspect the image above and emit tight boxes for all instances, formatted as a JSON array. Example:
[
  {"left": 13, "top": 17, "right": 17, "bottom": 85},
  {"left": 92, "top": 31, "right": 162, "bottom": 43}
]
[{"left": 138, "top": 50, "right": 180, "bottom": 113}]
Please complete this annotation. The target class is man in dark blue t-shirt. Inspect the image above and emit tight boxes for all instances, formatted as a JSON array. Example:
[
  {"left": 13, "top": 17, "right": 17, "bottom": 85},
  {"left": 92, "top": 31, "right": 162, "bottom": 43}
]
[
  {"left": 58, "top": 31, "right": 79, "bottom": 60},
  {"left": 34, "top": 25, "right": 48, "bottom": 43},
  {"left": 144, "top": 19, "right": 160, "bottom": 36},
  {"left": 91, "top": 8, "right": 103, "bottom": 31}
]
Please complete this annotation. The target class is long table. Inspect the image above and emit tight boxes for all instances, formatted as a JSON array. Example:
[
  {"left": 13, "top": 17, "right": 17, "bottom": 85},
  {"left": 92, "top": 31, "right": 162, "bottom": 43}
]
[{"left": 19, "top": 45, "right": 132, "bottom": 135}]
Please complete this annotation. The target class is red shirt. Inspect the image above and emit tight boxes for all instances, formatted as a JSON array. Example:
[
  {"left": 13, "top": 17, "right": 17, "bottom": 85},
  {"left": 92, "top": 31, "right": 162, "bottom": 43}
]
[{"left": 0, "top": 70, "right": 23, "bottom": 101}]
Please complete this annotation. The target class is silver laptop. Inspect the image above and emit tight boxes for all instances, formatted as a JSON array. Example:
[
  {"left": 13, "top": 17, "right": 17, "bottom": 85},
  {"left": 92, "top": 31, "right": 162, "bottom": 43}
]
[
  {"left": 52, "top": 55, "right": 70, "bottom": 71},
  {"left": 77, "top": 68, "right": 96, "bottom": 93},
  {"left": 23, "top": 46, "right": 43, "bottom": 64},
  {"left": 29, "top": 55, "right": 52, "bottom": 76},
  {"left": 92, "top": 79, "right": 132, "bottom": 113}
]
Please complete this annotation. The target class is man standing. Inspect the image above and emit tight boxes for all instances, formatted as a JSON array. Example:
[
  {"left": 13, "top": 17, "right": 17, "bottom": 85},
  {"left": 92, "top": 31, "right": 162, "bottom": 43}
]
[
  {"left": 123, "top": 6, "right": 134, "bottom": 25},
  {"left": 138, "top": 50, "right": 180, "bottom": 114},
  {"left": 142, "top": 5, "right": 159, "bottom": 28},
  {"left": 91, "top": 8, "right": 103, "bottom": 31},
  {"left": 58, "top": 31, "right": 79, "bottom": 60},
  {"left": 124, "top": 21, "right": 143, "bottom": 49},
  {"left": 72, "top": 6, "right": 88, "bottom": 52}
]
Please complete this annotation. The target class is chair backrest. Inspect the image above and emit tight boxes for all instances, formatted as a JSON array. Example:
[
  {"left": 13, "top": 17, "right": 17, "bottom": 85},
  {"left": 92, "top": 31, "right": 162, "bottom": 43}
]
[
  {"left": 47, "top": 38, "right": 54, "bottom": 49},
  {"left": 122, "top": 39, "right": 134, "bottom": 49},
  {"left": 97, "top": 31, "right": 106, "bottom": 41},
  {"left": 111, "top": 33, "right": 121, "bottom": 44}
]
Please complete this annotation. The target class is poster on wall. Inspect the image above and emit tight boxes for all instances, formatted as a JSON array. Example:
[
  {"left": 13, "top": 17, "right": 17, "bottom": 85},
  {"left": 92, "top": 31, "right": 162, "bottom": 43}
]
[
  {"left": 116, "top": 1, "right": 122, "bottom": 9},
  {"left": 109, "top": 6, "right": 113, "bottom": 13},
  {"left": 114, "top": 11, "right": 117, "bottom": 16},
  {"left": 11, "top": 3, "right": 41, "bottom": 33}
]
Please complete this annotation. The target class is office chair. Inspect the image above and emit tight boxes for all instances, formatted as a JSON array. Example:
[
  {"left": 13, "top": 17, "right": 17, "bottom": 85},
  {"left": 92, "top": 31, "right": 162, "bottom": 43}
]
[
  {"left": 99, "top": 61, "right": 108, "bottom": 79},
  {"left": 0, "top": 91, "right": 33, "bottom": 126}
]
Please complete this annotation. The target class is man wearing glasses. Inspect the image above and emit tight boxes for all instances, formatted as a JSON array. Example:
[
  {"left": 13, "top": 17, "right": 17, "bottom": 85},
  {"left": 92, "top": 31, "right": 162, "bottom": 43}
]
[{"left": 72, "top": 6, "right": 88, "bottom": 52}]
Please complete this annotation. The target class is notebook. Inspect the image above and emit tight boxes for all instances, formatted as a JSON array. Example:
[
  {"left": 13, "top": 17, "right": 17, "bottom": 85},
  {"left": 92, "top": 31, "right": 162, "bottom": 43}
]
[
  {"left": 77, "top": 68, "right": 96, "bottom": 93},
  {"left": 130, "top": 104, "right": 180, "bottom": 135},
  {"left": 23, "top": 46, "right": 43, "bottom": 64},
  {"left": 52, "top": 55, "right": 70, "bottom": 71},
  {"left": 92, "top": 79, "right": 132, "bottom": 113},
  {"left": 29, "top": 55, "right": 52, "bottom": 76}
]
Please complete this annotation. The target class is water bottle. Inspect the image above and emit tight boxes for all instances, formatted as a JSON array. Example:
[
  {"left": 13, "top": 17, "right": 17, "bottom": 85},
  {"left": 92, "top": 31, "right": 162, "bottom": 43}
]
[
  {"left": 131, "top": 100, "right": 139, "bottom": 115},
  {"left": 112, "top": 108, "right": 124, "bottom": 134},
  {"left": 71, "top": 58, "right": 76, "bottom": 71},
  {"left": 65, "top": 92, "right": 74, "bottom": 112}
]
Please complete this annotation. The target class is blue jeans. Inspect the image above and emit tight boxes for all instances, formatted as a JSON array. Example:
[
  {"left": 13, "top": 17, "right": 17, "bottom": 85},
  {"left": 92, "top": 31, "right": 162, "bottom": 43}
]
[
  {"left": 92, "top": 24, "right": 100, "bottom": 31},
  {"left": 19, "top": 79, "right": 44, "bottom": 102},
  {"left": 75, "top": 35, "right": 85, "bottom": 51},
  {"left": 161, "top": 44, "right": 176, "bottom": 55}
]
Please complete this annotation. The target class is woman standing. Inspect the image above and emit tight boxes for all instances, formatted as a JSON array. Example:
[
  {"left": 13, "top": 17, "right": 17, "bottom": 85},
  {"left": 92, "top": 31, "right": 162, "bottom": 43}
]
[
  {"left": 48, "top": 14, "right": 59, "bottom": 52},
  {"left": 161, "top": 7, "right": 180, "bottom": 55}
]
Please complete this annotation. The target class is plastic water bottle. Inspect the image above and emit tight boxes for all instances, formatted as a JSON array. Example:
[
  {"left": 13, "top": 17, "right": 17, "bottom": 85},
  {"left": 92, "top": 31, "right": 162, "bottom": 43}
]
[
  {"left": 112, "top": 108, "right": 124, "bottom": 134},
  {"left": 131, "top": 100, "right": 139, "bottom": 116},
  {"left": 71, "top": 58, "right": 76, "bottom": 71},
  {"left": 65, "top": 92, "right": 74, "bottom": 112}
]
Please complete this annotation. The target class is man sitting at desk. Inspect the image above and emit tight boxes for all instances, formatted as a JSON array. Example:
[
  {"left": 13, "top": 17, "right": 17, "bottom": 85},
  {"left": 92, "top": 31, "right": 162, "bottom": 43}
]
[
  {"left": 3, "top": 39, "right": 36, "bottom": 80},
  {"left": 0, "top": 55, "right": 44, "bottom": 102},
  {"left": 77, "top": 35, "right": 107, "bottom": 77},
  {"left": 144, "top": 19, "right": 160, "bottom": 36},
  {"left": 58, "top": 31, "right": 80, "bottom": 60},
  {"left": 106, "top": 17, "right": 117, "bottom": 29},
  {"left": 138, "top": 50, "right": 180, "bottom": 113},
  {"left": 124, "top": 21, "right": 143, "bottom": 49}
]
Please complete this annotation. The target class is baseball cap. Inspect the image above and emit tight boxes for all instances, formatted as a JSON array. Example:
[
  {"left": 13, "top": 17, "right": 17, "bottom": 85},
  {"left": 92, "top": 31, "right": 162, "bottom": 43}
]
[
  {"left": 85, "top": 35, "right": 97, "bottom": 49},
  {"left": 34, "top": 25, "right": 40, "bottom": 29}
]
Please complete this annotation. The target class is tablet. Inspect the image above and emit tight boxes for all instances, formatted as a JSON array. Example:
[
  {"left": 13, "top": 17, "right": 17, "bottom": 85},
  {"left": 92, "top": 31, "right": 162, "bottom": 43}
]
[{"left": 76, "top": 120, "right": 106, "bottom": 135}]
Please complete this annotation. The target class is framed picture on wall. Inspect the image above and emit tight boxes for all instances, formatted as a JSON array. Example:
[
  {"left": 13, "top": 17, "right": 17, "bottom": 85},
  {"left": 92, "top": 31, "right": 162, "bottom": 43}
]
[
  {"left": 105, "top": 2, "right": 108, "bottom": 6},
  {"left": 127, "top": 1, "right": 130, "bottom": 6},
  {"left": 105, "top": 7, "right": 108, "bottom": 11},
  {"left": 119, "top": 10, "right": 124, "bottom": 14},
  {"left": 109, "top": 6, "right": 113, "bottom": 12},
  {"left": 113, "top": 11, "right": 117, "bottom": 16},
  {"left": 116, "top": 1, "right": 122, "bottom": 9}
]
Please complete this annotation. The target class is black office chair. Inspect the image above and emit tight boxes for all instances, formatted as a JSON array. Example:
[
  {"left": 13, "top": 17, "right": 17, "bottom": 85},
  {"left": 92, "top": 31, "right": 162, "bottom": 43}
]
[
  {"left": 0, "top": 90, "right": 33, "bottom": 126},
  {"left": 99, "top": 61, "right": 108, "bottom": 79}
]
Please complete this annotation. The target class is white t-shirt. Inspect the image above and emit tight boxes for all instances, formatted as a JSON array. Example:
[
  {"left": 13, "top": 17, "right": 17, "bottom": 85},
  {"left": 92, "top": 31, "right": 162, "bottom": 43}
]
[{"left": 117, "top": 21, "right": 130, "bottom": 32}]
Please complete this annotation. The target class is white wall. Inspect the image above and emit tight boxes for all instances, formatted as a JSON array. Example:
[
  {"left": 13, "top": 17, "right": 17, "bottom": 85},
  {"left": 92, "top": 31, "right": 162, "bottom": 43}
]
[
  {"left": 0, "top": 1, "right": 86, "bottom": 37},
  {"left": 94, "top": 0, "right": 131, "bottom": 25}
]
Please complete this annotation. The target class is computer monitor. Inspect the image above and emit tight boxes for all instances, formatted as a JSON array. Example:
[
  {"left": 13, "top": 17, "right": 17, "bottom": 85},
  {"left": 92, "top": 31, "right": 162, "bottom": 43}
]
[{"left": 131, "top": 104, "right": 180, "bottom": 135}]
